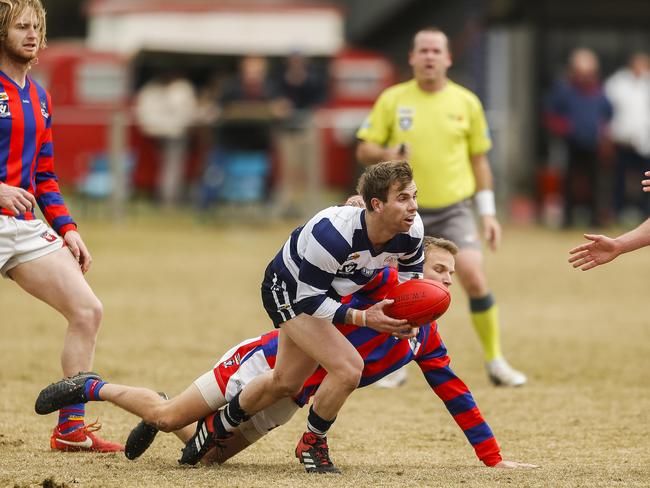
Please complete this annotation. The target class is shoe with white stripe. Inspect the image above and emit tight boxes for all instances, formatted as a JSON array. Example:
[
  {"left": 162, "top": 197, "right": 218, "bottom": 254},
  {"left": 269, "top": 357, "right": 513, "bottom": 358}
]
[
  {"left": 295, "top": 432, "right": 341, "bottom": 474},
  {"left": 178, "top": 412, "right": 221, "bottom": 465}
]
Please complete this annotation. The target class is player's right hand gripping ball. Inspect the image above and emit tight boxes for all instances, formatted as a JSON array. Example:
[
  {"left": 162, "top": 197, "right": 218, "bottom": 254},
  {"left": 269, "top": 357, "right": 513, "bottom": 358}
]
[{"left": 385, "top": 279, "right": 451, "bottom": 326}]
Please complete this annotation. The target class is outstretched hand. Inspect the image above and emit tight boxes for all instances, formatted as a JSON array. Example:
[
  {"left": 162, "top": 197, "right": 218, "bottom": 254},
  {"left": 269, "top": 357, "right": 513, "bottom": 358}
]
[
  {"left": 568, "top": 233, "right": 620, "bottom": 271},
  {"left": 643, "top": 170, "right": 650, "bottom": 192},
  {"left": 493, "top": 460, "right": 539, "bottom": 469}
]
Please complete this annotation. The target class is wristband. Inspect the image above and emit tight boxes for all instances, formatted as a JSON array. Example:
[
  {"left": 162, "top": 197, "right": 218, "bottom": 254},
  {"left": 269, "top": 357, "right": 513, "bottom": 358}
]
[
  {"left": 361, "top": 310, "right": 367, "bottom": 327},
  {"left": 351, "top": 309, "right": 358, "bottom": 325},
  {"left": 475, "top": 189, "right": 496, "bottom": 216}
]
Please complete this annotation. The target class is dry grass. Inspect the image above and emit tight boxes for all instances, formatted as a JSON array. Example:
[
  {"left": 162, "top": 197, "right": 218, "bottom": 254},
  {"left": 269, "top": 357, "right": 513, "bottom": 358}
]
[{"left": 1, "top": 213, "right": 649, "bottom": 487}]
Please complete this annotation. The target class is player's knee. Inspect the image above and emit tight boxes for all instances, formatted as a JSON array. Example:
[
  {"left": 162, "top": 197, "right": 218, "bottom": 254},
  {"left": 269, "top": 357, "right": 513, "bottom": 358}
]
[
  {"left": 271, "top": 370, "right": 305, "bottom": 398},
  {"left": 332, "top": 357, "right": 363, "bottom": 392},
  {"left": 69, "top": 297, "right": 103, "bottom": 334},
  {"left": 462, "top": 272, "right": 487, "bottom": 297}
]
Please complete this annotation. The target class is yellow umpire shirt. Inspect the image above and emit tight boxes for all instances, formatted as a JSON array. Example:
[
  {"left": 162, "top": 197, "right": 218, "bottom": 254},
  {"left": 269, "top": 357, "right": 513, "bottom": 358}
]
[{"left": 356, "top": 79, "right": 492, "bottom": 209}]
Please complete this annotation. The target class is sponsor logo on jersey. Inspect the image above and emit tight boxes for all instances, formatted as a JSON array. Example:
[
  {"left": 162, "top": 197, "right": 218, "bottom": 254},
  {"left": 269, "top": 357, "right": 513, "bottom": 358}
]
[
  {"left": 347, "top": 253, "right": 360, "bottom": 261},
  {"left": 360, "top": 267, "right": 374, "bottom": 278},
  {"left": 0, "top": 92, "right": 8, "bottom": 101},
  {"left": 40, "top": 231, "right": 57, "bottom": 242}
]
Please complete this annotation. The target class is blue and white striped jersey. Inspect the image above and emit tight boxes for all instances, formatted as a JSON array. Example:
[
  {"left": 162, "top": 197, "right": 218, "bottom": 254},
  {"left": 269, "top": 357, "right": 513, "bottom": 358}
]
[{"left": 269, "top": 205, "right": 424, "bottom": 323}]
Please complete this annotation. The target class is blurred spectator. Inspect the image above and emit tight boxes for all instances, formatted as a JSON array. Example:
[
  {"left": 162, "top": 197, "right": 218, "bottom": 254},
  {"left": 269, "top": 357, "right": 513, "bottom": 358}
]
[
  {"left": 604, "top": 53, "right": 650, "bottom": 221},
  {"left": 135, "top": 72, "right": 197, "bottom": 207},
  {"left": 276, "top": 51, "right": 327, "bottom": 216},
  {"left": 201, "top": 56, "right": 288, "bottom": 205},
  {"left": 218, "top": 55, "right": 288, "bottom": 151},
  {"left": 544, "top": 48, "right": 613, "bottom": 227}
]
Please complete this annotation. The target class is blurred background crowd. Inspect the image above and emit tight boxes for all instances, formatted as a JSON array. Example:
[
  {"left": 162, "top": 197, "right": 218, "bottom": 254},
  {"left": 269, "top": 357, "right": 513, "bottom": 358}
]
[{"left": 38, "top": 0, "right": 650, "bottom": 227}]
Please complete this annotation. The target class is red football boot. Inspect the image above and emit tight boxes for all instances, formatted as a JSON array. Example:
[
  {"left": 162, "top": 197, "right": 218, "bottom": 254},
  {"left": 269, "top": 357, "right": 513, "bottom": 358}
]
[{"left": 51, "top": 421, "right": 124, "bottom": 452}]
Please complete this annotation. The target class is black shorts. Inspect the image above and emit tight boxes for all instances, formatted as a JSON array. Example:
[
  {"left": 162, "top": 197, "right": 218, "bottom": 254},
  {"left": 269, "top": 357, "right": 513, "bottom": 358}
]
[{"left": 261, "top": 262, "right": 299, "bottom": 328}]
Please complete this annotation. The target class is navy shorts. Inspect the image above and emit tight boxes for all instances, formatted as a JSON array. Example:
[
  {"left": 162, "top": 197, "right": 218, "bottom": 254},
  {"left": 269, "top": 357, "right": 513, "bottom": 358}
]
[{"left": 261, "top": 262, "right": 299, "bottom": 328}]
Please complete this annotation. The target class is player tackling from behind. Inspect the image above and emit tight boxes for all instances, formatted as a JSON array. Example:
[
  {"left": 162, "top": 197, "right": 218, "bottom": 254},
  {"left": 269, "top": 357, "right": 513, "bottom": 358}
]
[
  {"left": 0, "top": 0, "right": 121, "bottom": 452},
  {"left": 36, "top": 237, "right": 537, "bottom": 471}
]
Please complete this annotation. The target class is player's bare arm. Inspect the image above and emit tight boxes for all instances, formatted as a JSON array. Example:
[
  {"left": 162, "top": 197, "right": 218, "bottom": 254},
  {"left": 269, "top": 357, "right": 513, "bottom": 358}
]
[
  {"left": 344, "top": 300, "right": 415, "bottom": 338},
  {"left": 569, "top": 218, "right": 650, "bottom": 270},
  {"left": 0, "top": 182, "right": 36, "bottom": 215},
  {"left": 356, "top": 141, "right": 407, "bottom": 165},
  {"left": 470, "top": 153, "right": 501, "bottom": 251}
]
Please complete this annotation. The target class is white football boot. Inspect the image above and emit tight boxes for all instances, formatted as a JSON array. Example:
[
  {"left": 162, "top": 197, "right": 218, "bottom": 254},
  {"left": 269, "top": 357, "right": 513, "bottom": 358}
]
[
  {"left": 485, "top": 358, "right": 527, "bottom": 387},
  {"left": 375, "top": 367, "right": 408, "bottom": 389}
]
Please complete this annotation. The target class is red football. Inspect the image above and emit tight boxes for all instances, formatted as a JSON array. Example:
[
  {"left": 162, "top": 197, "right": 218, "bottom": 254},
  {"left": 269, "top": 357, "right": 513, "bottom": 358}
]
[{"left": 384, "top": 279, "right": 451, "bottom": 326}]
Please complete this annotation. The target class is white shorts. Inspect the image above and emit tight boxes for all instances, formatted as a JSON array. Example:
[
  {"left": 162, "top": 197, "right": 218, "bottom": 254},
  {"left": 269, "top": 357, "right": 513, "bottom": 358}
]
[
  {"left": 193, "top": 338, "right": 300, "bottom": 443},
  {"left": 0, "top": 216, "right": 64, "bottom": 278}
]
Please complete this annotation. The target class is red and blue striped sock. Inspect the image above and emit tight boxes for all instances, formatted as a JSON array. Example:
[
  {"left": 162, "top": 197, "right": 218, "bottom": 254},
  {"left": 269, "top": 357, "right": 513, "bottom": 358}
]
[
  {"left": 84, "top": 379, "right": 107, "bottom": 401},
  {"left": 57, "top": 404, "right": 85, "bottom": 434}
]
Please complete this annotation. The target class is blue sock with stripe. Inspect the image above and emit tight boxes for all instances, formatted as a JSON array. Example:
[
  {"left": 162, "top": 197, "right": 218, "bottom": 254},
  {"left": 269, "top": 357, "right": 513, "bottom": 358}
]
[
  {"left": 57, "top": 404, "right": 85, "bottom": 434},
  {"left": 83, "top": 379, "right": 107, "bottom": 401}
]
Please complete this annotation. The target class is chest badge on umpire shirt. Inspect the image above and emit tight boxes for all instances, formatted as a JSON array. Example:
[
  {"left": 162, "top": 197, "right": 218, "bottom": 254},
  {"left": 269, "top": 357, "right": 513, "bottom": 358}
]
[{"left": 398, "top": 107, "right": 414, "bottom": 131}]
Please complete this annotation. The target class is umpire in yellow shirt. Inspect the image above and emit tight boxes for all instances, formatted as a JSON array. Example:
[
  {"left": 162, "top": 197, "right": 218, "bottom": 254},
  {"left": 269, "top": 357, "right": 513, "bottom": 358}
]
[{"left": 356, "top": 27, "right": 526, "bottom": 387}]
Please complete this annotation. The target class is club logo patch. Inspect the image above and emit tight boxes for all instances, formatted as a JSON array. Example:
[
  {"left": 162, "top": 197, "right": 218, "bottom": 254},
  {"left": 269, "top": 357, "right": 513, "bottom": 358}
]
[
  {"left": 0, "top": 102, "right": 11, "bottom": 118},
  {"left": 398, "top": 107, "right": 414, "bottom": 131},
  {"left": 0, "top": 92, "right": 8, "bottom": 101},
  {"left": 222, "top": 353, "right": 241, "bottom": 368},
  {"left": 40, "top": 231, "right": 57, "bottom": 242},
  {"left": 337, "top": 262, "right": 358, "bottom": 277},
  {"left": 40, "top": 100, "right": 49, "bottom": 119}
]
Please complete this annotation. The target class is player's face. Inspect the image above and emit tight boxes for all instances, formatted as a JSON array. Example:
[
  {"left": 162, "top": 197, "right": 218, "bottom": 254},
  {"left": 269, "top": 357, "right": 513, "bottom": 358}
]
[
  {"left": 409, "top": 31, "right": 451, "bottom": 86},
  {"left": 2, "top": 7, "right": 41, "bottom": 64},
  {"left": 375, "top": 180, "right": 418, "bottom": 233},
  {"left": 423, "top": 247, "right": 455, "bottom": 288}
]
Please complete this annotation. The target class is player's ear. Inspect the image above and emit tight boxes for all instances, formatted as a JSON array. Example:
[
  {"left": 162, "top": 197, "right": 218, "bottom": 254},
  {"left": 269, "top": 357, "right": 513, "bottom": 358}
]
[{"left": 370, "top": 197, "right": 383, "bottom": 212}]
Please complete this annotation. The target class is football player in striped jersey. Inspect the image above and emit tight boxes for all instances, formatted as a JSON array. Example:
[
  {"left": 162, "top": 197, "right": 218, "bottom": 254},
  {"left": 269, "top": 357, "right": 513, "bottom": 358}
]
[
  {"left": 36, "top": 237, "right": 537, "bottom": 470},
  {"left": 0, "top": 0, "right": 121, "bottom": 452}
]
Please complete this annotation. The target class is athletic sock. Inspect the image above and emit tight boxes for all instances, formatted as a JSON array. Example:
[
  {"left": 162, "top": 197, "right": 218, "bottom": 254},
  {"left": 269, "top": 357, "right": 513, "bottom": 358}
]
[
  {"left": 218, "top": 391, "right": 251, "bottom": 434},
  {"left": 306, "top": 405, "right": 336, "bottom": 438},
  {"left": 57, "top": 404, "right": 85, "bottom": 434},
  {"left": 83, "top": 379, "right": 107, "bottom": 401},
  {"left": 469, "top": 293, "right": 502, "bottom": 362}
]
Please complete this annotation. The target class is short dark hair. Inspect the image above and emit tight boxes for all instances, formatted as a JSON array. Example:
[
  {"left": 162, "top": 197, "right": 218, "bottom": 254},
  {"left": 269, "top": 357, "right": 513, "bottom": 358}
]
[
  {"left": 356, "top": 160, "right": 413, "bottom": 212},
  {"left": 410, "top": 27, "right": 449, "bottom": 54}
]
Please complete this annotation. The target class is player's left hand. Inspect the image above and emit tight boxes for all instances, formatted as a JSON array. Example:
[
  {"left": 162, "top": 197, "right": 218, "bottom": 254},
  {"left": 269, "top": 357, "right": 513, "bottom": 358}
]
[
  {"left": 481, "top": 215, "right": 501, "bottom": 251},
  {"left": 345, "top": 194, "right": 365, "bottom": 208},
  {"left": 64, "top": 230, "right": 92, "bottom": 274},
  {"left": 493, "top": 460, "right": 539, "bottom": 469}
]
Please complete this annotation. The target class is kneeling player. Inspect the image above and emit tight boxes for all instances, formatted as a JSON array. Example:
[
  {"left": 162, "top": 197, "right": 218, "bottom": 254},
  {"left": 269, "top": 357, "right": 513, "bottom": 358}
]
[{"left": 36, "top": 237, "right": 537, "bottom": 471}]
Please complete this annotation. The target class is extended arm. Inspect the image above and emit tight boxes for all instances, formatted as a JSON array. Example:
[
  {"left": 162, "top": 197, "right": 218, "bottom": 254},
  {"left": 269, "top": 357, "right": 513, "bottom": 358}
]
[
  {"left": 470, "top": 153, "right": 501, "bottom": 251},
  {"left": 569, "top": 218, "right": 650, "bottom": 270},
  {"left": 416, "top": 330, "right": 537, "bottom": 468}
]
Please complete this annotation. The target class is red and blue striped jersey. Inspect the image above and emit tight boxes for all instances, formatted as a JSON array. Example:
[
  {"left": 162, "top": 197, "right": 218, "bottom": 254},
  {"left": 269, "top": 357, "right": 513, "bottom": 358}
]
[
  {"left": 254, "top": 267, "right": 502, "bottom": 466},
  {"left": 0, "top": 71, "right": 76, "bottom": 236}
]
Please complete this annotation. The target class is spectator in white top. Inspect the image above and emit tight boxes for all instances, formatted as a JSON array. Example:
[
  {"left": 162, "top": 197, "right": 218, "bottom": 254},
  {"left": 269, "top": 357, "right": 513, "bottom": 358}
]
[
  {"left": 135, "top": 72, "right": 197, "bottom": 207},
  {"left": 604, "top": 53, "right": 650, "bottom": 220}
]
